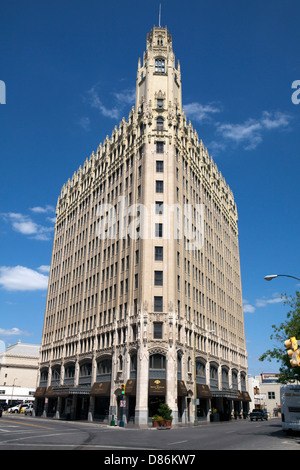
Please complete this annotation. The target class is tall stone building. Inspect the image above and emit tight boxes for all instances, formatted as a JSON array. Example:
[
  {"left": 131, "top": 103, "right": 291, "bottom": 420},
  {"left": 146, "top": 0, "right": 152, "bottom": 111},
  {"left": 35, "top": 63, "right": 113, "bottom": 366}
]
[{"left": 36, "top": 25, "right": 249, "bottom": 426}]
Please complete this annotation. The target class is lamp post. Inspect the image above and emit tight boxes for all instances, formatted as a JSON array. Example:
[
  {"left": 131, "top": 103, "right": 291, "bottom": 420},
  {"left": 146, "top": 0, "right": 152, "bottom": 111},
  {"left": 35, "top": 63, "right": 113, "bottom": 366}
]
[{"left": 264, "top": 274, "right": 300, "bottom": 282}]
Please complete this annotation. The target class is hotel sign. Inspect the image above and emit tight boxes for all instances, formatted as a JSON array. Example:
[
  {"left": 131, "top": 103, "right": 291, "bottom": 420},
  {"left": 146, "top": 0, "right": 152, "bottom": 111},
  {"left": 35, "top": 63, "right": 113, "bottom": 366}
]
[{"left": 149, "top": 379, "right": 166, "bottom": 395}]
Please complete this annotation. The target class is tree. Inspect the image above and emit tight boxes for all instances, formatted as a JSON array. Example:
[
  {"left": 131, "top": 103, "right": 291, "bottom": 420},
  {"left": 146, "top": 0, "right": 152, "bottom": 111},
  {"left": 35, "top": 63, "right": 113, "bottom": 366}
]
[{"left": 259, "top": 291, "right": 300, "bottom": 384}]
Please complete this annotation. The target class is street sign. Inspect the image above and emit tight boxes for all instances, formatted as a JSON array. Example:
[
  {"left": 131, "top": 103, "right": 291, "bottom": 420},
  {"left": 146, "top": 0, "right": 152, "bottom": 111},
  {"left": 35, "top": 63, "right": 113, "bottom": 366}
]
[{"left": 120, "top": 400, "right": 126, "bottom": 407}]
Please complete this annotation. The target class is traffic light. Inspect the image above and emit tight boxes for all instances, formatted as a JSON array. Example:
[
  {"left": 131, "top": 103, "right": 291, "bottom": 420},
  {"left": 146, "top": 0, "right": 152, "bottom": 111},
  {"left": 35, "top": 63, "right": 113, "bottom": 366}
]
[
  {"left": 285, "top": 336, "right": 300, "bottom": 367},
  {"left": 121, "top": 383, "right": 126, "bottom": 395}
]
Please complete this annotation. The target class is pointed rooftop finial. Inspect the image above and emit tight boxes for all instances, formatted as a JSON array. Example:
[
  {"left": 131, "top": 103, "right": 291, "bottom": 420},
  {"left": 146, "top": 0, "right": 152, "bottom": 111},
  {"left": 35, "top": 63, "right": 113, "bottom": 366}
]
[{"left": 159, "top": 3, "right": 161, "bottom": 27}]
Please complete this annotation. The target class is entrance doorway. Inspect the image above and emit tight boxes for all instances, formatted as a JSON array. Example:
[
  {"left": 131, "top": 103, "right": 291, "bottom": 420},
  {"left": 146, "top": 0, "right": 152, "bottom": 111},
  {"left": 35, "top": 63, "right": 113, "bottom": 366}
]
[
  {"left": 75, "top": 395, "right": 89, "bottom": 420},
  {"left": 148, "top": 396, "right": 165, "bottom": 417}
]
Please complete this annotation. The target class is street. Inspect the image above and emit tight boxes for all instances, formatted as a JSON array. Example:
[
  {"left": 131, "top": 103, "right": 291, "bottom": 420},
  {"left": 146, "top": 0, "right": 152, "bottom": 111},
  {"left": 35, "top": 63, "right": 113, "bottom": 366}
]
[{"left": 0, "top": 414, "right": 299, "bottom": 454}]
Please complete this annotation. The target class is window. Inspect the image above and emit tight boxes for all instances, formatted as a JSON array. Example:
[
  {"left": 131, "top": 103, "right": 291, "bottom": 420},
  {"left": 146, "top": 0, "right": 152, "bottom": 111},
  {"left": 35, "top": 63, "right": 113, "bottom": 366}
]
[
  {"left": 157, "top": 98, "right": 164, "bottom": 108},
  {"left": 156, "top": 117, "right": 164, "bottom": 131},
  {"left": 155, "top": 246, "right": 163, "bottom": 261},
  {"left": 149, "top": 353, "right": 166, "bottom": 369},
  {"left": 268, "top": 392, "right": 275, "bottom": 399},
  {"left": 156, "top": 180, "right": 164, "bottom": 193},
  {"left": 153, "top": 322, "right": 163, "bottom": 339},
  {"left": 155, "top": 201, "right": 164, "bottom": 215},
  {"left": 156, "top": 141, "right": 164, "bottom": 153},
  {"left": 155, "top": 58, "right": 165, "bottom": 73},
  {"left": 154, "top": 270, "right": 163, "bottom": 286},
  {"left": 154, "top": 296, "right": 163, "bottom": 312},
  {"left": 156, "top": 160, "right": 164, "bottom": 172},
  {"left": 155, "top": 223, "right": 163, "bottom": 238}
]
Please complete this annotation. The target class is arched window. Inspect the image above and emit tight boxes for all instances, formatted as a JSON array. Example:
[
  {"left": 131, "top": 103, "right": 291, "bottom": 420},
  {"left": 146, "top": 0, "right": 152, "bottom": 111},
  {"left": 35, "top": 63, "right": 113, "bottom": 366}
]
[
  {"left": 155, "top": 58, "right": 165, "bottom": 73},
  {"left": 51, "top": 367, "right": 61, "bottom": 380},
  {"left": 40, "top": 369, "right": 48, "bottom": 382},
  {"left": 149, "top": 353, "right": 166, "bottom": 369},
  {"left": 80, "top": 362, "right": 92, "bottom": 377},
  {"left": 196, "top": 360, "right": 206, "bottom": 378},
  {"left": 130, "top": 354, "right": 137, "bottom": 372},
  {"left": 210, "top": 363, "right": 219, "bottom": 389},
  {"left": 149, "top": 353, "right": 166, "bottom": 379},
  {"left": 97, "top": 358, "right": 112, "bottom": 375},
  {"left": 65, "top": 365, "right": 75, "bottom": 378}
]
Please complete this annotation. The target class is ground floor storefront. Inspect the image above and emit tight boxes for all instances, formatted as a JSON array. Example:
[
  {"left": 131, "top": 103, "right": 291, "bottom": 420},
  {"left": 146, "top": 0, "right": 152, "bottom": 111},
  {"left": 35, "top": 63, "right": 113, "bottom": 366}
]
[{"left": 34, "top": 381, "right": 251, "bottom": 426}]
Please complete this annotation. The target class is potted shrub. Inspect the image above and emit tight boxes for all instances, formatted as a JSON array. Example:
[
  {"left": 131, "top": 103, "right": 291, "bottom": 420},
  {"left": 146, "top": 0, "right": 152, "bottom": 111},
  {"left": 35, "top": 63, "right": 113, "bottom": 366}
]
[
  {"left": 210, "top": 408, "right": 219, "bottom": 422},
  {"left": 158, "top": 404, "right": 173, "bottom": 428},
  {"left": 152, "top": 414, "right": 163, "bottom": 427}
]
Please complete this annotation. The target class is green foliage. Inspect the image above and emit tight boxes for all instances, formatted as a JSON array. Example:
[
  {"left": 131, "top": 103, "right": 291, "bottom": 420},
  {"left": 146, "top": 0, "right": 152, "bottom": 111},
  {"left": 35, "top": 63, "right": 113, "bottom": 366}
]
[
  {"left": 259, "top": 291, "right": 300, "bottom": 383},
  {"left": 152, "top": 414, "right": 164, "bottom": 421},
  {"left": 157, "top": 403, "right": 173, "bottom": 420}
]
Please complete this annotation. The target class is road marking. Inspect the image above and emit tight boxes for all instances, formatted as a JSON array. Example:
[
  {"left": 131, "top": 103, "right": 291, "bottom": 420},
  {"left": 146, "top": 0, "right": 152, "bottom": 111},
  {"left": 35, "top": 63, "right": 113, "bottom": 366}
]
[
  {"left": 0, "top": 419, "right": 53, "bottom": 430},
  {"left": 0, "top": 442, "right": 160, "bottom": 450},
  {"left": 167, "top": 440, "right": 188, "bottom": 445}
]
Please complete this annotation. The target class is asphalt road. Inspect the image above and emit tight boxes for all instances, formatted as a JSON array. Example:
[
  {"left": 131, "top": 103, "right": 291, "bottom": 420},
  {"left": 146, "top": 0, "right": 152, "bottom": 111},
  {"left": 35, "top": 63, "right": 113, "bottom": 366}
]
[{"left": 0, "top": 414, "right": 299, "bottom": 455}]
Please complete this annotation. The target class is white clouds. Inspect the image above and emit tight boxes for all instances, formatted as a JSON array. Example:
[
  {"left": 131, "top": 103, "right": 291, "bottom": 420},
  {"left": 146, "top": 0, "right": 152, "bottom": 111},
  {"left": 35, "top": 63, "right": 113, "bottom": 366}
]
[
  {"left": 216, "top": 119, "right": 263, "bottom": 150},
  {"left": 78, "top": 116, "right": 91, "bottom": 131},
  {"left": 83, "top": 85, "right": 136, "bottom": 122},
  {"left": 0, "top": 327, "right": 29, "bottom": 336},
  {"left": 243, "top": 302, "right": 256, "bottom": 313},
  {"left": 255, "top": 296, "right": 283, "bottom": 308},
  {"left": 243, "top": 295, "right": 283, "bottom": 314},
  {"left": 1, "top": 206, "right": 55, "bottom": 241},
  {"left": 86, "top": 87, "right": 120, "bottom": 119},
  {"left": 0, "top": 266, "right": 49, "bottom": 291},
  {"left": 37, "top": 265, "right": 50, "bottom": 273},
  {"left": 30, "top": 205, "right": 55, "bottom": 214},
  {"left": 183, "top": 102, "right": 222, "bottom": 123},
  {"left": 260, "top": 111, "right": 290, "bottom": 130},
  {"left": 183, "top": 101, "right": 291, "bottom": 152},
  {"left": 113, "top": 88, "right": 136, "bottom": 106},
  {"left": 215, "top": 111, "right": 291, "bottom": 150}
]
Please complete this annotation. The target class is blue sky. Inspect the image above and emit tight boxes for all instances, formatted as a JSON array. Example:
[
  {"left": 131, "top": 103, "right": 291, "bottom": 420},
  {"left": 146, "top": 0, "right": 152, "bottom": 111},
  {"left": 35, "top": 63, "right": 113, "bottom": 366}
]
[{"left": 0, "top": 0, "right": 300, "bottom": 377}]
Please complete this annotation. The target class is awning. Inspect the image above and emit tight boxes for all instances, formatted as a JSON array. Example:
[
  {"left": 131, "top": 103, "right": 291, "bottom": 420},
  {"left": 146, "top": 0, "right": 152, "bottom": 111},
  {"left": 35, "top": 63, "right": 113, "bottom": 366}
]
[
  {"left": 52, "top": 386, "right": 72, "bottom": 397},
  {"left": 211, "top": 389, "right": 239, "bottom": 400},
  {"left": 149, "top": 379, "right": 166, "bottom": 396},
  {"left": 177, "top": 380, "right": 188, "bottom": 397},
  {"left": 196, "top": 384, "right": 212, "bottom": 399},
  {"left": 233, "top": 391, "right": 243, "bottom": 401},
  {"left": 34, "top": 387, "right": 47, "bottom": 398},
  {"left": 68, "top": 386, "right": 91, "bottom": 395},
  {"left": 45, "top": 386, "right": 56, "bottom": 397},
  {"left": 242, "top": 391, "right": 251, "bottom": 402},
  {"left": 125, "top": 379, "right": 136, "bottom": 396},
  {"left": 90, "top": 381, "right": 111, "bottom": 396}
]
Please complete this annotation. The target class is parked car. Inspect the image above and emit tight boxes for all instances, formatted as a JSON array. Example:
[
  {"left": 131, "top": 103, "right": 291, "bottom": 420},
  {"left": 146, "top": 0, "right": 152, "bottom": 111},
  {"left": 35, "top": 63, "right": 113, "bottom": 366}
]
[
  {"left": 250, "top": 408, "right": 268, "bottom": 421},
  {"left": 8, "top": 404, "right": 21, "bottom": 413},
  {"left": 24, "top": 404, "right": 34, "bottom": 415}
]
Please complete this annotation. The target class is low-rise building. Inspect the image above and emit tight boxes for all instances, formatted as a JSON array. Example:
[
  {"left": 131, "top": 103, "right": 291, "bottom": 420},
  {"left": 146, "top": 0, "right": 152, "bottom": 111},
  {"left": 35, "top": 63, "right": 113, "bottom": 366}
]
[
  {"left": 0, "top": 340, "right": 40, "bottom": 406},
  {"left": 248, "top": 373, "right": 300, "bottom": 416}
]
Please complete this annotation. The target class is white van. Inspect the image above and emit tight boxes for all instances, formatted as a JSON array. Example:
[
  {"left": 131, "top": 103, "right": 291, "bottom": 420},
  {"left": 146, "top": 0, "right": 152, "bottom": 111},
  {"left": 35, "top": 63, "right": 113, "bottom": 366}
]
[{"left": 280, "top": 384, "right": 300, "bottom": 432}]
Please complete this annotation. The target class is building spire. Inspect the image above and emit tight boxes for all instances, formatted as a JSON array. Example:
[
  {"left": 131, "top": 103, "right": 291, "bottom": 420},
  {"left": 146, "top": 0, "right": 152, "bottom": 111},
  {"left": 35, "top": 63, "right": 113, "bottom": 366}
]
[{"left": 159, "top": 3, "right": 161, "bottom": 27}]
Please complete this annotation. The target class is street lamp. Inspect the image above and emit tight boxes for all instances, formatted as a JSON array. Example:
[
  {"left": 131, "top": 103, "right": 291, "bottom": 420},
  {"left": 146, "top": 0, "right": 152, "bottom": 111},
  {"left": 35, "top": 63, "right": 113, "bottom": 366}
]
[{"left": 264, "top": 274, "right": 300, "bottom": 282}]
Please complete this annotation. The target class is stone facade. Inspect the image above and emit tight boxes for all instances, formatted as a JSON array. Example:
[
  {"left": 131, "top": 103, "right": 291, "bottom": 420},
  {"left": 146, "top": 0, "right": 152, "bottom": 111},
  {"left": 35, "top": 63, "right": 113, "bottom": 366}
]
[
  {"left": 0, "top": 341, "right": 40, "bottom": 405},
  {"left": 37, "top": 26, "right": 249, "bottom": 426}
]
